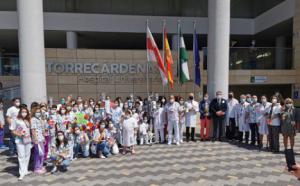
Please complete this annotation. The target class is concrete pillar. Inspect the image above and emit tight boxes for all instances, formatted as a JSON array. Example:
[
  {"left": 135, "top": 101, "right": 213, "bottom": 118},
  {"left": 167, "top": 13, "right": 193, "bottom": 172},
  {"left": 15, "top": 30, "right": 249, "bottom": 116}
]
[
  {"left": 207, "top": 0, "right": 230, "bottom": 99},
  {"left": 275, "top": 36, "right": 287, "bottom": 69},
  {"left": 17, "top": 0, "right": 47, "bottom": 106},
  {"left": 66, "top": 31, "right": 78, "bottom": 49}
]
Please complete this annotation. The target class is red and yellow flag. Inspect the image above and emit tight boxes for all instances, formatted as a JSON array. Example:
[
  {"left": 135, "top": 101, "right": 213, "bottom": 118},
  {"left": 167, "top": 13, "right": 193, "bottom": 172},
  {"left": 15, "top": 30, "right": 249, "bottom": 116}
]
[{"left": 163, "top": 28, "right": 174, "bottom": 89}]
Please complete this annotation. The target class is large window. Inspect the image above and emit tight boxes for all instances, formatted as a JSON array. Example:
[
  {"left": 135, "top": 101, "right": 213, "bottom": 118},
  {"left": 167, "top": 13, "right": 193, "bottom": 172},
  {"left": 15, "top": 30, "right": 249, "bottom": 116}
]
[{"left": 203, "top": 47, "right": 294, "bottom": 70}]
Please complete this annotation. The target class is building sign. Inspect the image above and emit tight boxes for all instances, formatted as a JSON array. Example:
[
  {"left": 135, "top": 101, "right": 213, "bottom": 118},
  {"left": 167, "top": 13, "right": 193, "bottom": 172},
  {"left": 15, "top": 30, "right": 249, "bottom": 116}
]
[
  {"left": 250, "top": 76, "right": 267, "bottom": 83},
  {"left": 46, "top": 61, "right": 156, "bottom": 74},
  {"left": 46, "top": 60, "right": 163, "bottom": 84}
]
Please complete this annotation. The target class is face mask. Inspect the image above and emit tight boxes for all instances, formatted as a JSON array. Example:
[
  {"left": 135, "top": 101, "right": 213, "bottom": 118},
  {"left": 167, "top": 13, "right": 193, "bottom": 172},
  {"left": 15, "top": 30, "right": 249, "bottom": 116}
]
[
  {"left": 15, "top": 102, "right": 20, "bottom": 107},
  {"left": 286, "top": 104, "right": 292, "bottom": 108},
  {"left": 261, "top": 98, "right": 267, "bottom": 103},
  {"left": 73, "top": 108, "right": 78, "bottom": 112},
  {"left": 61, "top": 110, "right": 66, "bottom": 114},
  {"left": 240, "top": 99, "right": 245, "bottom": 103},
  {"left": 100, "top": 124, "right": 105, "bottom": 129},
  {"left": 246, "top": 98, "right": 251, "bottom": 103},
  {"left": 84, "top": 105, "right": 88, "bottom": 108},
  {"left": 67, "top": 106, "right": 72, "bottom": 111},
  {"left": 217, "top": 95, "right": 222, "bottom": 99},
  {"left": 75, "top": 130, "right": 80, "bottom": 134},
  {"left": 125, "top": 115, "right": 130, "bottom": 119},
  {"left": 95, "top": 108, "right": 99, "bottom": 111},
  {"left": 272, "top": 99, "right": 277, "bottom": 104},
  {"left": 189, "top": 96, "right": 194, "bottom": 100},
  {"left": 51, "top": 110, "right": 56, "bottom": 114},
  {"left": 204, "top": 97, "right": 208, "bottom": 101},
  {"left": 0, "top": 104, "right": 3, "bottom": 109},
  {"left": 132, "top": 109, "right": 136, "bottom": 113},
  {"left": 170, "top": 99, "right": 175, "bottom": 103},
  {"left": 108, "top": 124, "right": 113, "bottom": 128},
  {"left": 253, "top": 98, "right": 257, "bottom": 103},
  {"left": 21, "top": 112, "right": 27, "bottom": 118},
  {"left": 90, "top": 102, "right": 94, "bottom": 105},
  {"left": 161, "top": 99, "right": 166, "bottom": 102},
  {"left": 35, "top": 113, "right": 41, "bottom": 118},
  {"left": 58, "top": 136, "right": 64, "bottom": 141},
  {"left": 143, "top": 119, "right": 148, "bottom": 123},
  {"left": 179, "top": 101, "right": 184, "bottom": 105}
]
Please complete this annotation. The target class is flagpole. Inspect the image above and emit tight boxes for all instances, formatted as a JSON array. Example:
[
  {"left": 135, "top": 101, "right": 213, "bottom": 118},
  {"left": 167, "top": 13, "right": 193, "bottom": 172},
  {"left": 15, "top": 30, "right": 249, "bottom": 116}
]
[
  {"left": 162, "top": 19, "right": 166, "bottom": 96},
  {"left": 193, "top": 20, "right": 196, "bottom": 95},
  {"left": 146, "top": 19, "right": 149, "bottom": 97},
  {"left": 177, "top": 20, "right": 180, "bottom": 85}
]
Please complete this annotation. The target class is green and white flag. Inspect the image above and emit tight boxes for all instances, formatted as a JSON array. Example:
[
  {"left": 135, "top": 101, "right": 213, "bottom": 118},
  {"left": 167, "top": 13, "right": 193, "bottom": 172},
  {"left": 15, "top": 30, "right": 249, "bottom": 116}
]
[{"left": 179, "top": 30, "right": 190, "bottom": 84}]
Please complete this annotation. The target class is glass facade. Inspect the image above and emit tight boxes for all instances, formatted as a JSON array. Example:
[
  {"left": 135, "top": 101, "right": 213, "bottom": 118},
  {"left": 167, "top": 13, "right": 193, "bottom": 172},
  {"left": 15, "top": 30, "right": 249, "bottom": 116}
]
[{"left": 203, "top": 47, "right": 294, "bottom": 70}]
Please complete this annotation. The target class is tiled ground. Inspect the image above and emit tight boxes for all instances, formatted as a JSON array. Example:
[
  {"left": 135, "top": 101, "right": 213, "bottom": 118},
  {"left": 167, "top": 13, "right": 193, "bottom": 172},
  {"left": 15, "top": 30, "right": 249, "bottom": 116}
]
[{"left": 0, "top": 136, "right": 300, "bottom": 186}]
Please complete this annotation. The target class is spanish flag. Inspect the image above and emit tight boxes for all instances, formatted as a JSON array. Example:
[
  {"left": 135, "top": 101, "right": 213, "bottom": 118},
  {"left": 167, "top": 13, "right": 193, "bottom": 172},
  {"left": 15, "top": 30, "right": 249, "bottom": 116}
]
[{"left": 163, "top": 28, "right": 174, "bottom": 89}]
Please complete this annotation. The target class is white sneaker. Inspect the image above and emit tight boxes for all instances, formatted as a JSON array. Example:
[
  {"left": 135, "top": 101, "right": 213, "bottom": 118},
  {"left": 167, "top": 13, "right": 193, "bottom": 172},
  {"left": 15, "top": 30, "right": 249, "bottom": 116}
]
[
  {"left": 25, "top": 171, "right": 32, "bottom": 176},
  {"left": 18, "top": 175, "right": 24, "bottom": 181},
  {"left": 176, "top": 142, "right": 180, "bottom": 146},
  {"left": 180, "top": 140, "right": 183, "bottom": 143},
  {"left": 168, "top": 142, "right": 172, "bottom": 145},
  {"left": 51, "top": 166, "right": 57, "bottom": 174},
  {"left": 100, "top": 155, "right": 106, "bottom": 159}
]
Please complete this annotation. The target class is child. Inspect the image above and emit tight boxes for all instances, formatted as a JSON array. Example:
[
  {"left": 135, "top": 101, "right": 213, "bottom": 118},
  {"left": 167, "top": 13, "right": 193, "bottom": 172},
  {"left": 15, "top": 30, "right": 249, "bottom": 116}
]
[
  {"left": 139, "top": 117, "right": 149, "bottom": 145},
  {"left": 121, "top": 110, "right": 137, "bottom": 155}
]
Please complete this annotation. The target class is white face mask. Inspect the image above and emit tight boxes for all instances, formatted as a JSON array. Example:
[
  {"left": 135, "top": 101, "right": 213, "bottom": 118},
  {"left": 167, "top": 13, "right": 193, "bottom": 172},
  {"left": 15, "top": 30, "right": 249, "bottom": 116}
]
[
  {"left": 61, "top": 110, "right": 66, "bottom": 114},
  {"left": 240, "top": 99, "right": 245, "bottom": 103},
  {"left": 58, "top": 136, "right": 64, "bottom": 141},
  {"left": 261, "top": 98, "right": 267, "bottom": 103},
  {"left": 217, "top": 95, "right": 222, "bottom": 99},
  {"left": 170, "top": 99, "right": 175, "bottom": 103},
  {"left": 15, "top": 101, "right": 20, "bottom": 107},
  {"left": 108, "top": 124, "right": 113, "bottom": 128},
  {"left": 21, "top": 112, "right": 27, "bottom": 118},
  {"left": 75, "top": 130, "right": 80, "bottom": 134},
  {"left": 272, "top": 99, "right": 277, "bottom": 104},
  {"left": 100, "top": 124, "right": 105, "bottom": 129},
  {"left": 35, "top": 112, "right": 41, "bottom": 118}
]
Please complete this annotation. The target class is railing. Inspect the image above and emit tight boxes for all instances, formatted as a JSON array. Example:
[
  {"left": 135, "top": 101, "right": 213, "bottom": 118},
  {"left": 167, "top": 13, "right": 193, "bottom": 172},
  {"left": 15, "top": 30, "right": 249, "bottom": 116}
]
[{"left": 203, "top": 47, "right": 294, "bottom": 70}]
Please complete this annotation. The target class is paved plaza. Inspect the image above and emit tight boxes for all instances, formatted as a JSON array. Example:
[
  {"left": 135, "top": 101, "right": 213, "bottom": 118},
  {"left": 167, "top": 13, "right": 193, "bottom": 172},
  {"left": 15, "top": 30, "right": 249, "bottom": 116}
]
[{"left": 0, "top": 135, "right": 300, "bottom": 186}]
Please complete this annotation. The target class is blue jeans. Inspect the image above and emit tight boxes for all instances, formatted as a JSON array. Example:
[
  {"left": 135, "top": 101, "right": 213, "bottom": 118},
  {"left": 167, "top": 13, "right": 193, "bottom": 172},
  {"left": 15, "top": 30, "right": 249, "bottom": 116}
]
[
  {"left": 9, "top": 134, "right": 16, "bottom": 154},
  {"left": 73, "top": 143, "right": 90, "bottom": 158},
  {"left": 97, "top": 141, "right": 110, "bottom": 157}
]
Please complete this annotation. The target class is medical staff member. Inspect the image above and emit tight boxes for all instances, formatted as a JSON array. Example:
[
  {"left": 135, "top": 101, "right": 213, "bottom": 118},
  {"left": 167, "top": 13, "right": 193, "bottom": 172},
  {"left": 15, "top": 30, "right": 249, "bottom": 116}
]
[
  {"left": 164, "top": 95, "right": 180, "bottom": 145},
  {"left": 12, "top": 107, "right": 32, "bottom": 181},
  {"left": 185, "top": 93, "right": 199, "bottom": 142}
]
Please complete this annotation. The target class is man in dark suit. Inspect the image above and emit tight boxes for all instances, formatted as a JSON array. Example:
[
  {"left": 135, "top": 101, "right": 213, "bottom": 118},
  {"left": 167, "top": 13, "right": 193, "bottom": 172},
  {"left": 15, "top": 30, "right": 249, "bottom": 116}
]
[{"left": 209, "top": 91, "right": 228, "bottom": 142}]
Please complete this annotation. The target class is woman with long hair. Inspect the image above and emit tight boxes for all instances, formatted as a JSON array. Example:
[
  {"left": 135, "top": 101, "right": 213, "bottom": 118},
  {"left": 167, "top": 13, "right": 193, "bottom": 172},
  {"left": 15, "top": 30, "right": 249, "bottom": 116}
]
[{"left": 12, "top": 107, "right": 32, "bottom": 180}]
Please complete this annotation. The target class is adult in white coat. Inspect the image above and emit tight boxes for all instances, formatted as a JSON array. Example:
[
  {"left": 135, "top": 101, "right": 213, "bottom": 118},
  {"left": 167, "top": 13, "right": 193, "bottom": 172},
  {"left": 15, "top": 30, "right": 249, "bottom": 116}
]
[
  {"left": 257, "top": 95, "right": 271, "bottom": 149},
  {"left": 164, "top": 95, "right": 180, "bottom": 145},
  {"left": 185, "top": 93, "right": 199, "bottom": 142},
  {"left": 153, "top": 101, "right": 165, "bottom": 143},
  {"left": 234, "top": 95, "right": 250, "bottom": 143}
]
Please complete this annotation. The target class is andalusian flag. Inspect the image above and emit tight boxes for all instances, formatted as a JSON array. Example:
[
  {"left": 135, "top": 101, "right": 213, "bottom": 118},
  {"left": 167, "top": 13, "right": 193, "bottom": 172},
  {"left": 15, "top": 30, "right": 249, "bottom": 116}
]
[
  {"left": 179, "top": 29, "right": 190, "bottom": 84},
  {"left": 146, "top": 26, "right": 168, "bottom": 86},
  {"left": 163, "top": 28, "right": 174, "bottom": 89}
]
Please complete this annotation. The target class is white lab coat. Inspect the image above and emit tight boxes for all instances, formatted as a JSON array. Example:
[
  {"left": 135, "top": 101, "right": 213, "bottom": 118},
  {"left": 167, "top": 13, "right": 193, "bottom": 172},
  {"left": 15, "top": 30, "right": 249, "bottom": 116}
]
[
  {"left": 153, "top": 108, "right": 165, "bottom": 130},
  {"left": 257, "top": 102, "right": 272, "bottom": 135},
  {"left": 234, "top": 102, "right": 250, "bottom": 132},
  {"left": 185, "top": 100, "right": 199, "bottom": 128},
  {"left": 122, "top": 117, "right": 137, "bottom": 146}
]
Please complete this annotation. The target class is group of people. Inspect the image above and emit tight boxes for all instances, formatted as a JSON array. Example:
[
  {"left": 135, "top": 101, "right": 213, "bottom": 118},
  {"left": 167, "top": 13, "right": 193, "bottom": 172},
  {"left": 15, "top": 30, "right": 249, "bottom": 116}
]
[{"left": 0, "top": 91, "right": 298, "bottom": 181}]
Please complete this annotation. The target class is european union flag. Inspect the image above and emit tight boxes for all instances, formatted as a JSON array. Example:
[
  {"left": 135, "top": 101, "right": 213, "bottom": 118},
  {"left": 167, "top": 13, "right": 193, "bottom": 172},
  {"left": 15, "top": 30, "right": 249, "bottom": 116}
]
[{"left": 193, "top": 27, "right": 201, "bottom": 87}]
